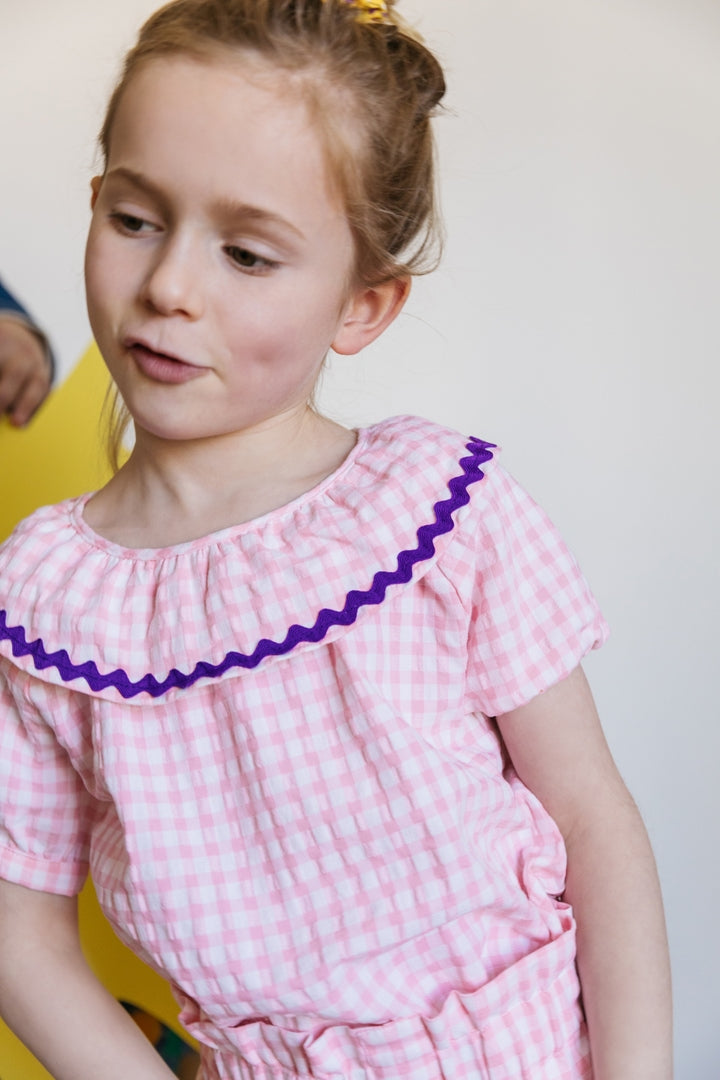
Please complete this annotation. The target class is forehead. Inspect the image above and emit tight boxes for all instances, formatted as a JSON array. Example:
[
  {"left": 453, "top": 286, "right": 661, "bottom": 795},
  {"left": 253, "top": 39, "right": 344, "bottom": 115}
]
[
  {"left": 108, "top": 52, "right": 354, "bottom": 209},
  {"left": 112, "top": 55, "right": 312, "bottom": 157}
]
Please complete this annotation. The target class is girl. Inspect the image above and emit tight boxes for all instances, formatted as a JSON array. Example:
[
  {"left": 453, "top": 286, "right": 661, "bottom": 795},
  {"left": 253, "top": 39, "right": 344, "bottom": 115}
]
[{"left": 0, "top": 1, "right": 672, "bottom": 1078}]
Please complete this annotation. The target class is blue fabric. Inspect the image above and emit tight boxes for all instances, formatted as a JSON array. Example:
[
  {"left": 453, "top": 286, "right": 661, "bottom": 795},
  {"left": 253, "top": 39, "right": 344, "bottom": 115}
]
[{"left": 0, "top": 279, "right": 29, "bottom": 321}]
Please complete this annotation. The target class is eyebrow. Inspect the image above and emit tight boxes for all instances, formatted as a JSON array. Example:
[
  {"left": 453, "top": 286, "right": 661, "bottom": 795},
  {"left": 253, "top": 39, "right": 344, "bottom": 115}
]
[{"left": 103, "top": 167, "right": 306, "bottom": 241}]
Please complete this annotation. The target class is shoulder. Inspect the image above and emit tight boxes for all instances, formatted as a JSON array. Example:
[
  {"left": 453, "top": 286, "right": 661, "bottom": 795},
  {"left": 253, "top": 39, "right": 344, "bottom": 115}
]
[
  {"left": 357, "top": 414, "right": 498, "bottom": 512},
  {"left": 340, "top": 414, "right": 576, "bottom": 584},
  {"left": 361, "top": 413, "right": 494, "bottom": 467},
  {"left": 345, "top": 415, "right": 503, "bottom": 565},
  {"left": 0, "top": 497, "right": 87, "bottom": 570},
  {"left": 0, "top": 496, "right": 93, "bottom": 644},
  {"left": 362, "top": 415, "right": 551, "bottom": 551}
]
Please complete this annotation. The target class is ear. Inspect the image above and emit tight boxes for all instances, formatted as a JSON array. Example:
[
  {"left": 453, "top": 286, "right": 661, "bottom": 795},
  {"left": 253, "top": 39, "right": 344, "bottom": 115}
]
[
  {"left": 331, "top": 277, "right": 411, "bottom": 356},
  {"left": 90, "top": 176, "right": 103, "bottom": 210}
]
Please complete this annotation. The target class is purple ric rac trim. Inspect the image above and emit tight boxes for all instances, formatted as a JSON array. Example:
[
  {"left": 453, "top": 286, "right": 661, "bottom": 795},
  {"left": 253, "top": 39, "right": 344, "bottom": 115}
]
[{"left": 0, "top": 438, "right": 495, "bottom": 699}]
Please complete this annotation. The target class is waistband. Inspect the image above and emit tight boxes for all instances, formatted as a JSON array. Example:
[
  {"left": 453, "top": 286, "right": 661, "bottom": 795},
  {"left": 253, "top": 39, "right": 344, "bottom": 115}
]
[{"left": 187, "top": 930, "right": 591, "bottom": 1079}]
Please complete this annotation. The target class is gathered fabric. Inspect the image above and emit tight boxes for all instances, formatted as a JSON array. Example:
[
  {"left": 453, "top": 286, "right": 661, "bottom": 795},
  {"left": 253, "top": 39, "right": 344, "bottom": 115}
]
[{"left": 188, "top": 933, "right": 591, "bottom": 1079}]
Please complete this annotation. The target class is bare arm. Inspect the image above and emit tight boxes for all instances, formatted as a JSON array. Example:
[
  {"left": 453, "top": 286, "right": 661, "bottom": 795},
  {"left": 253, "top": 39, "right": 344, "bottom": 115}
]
[
  {"left": 0, "top": 878, "right": 176, "bottom": 1080},
  {"left": 497, "top": 666, "right": 672, "bottom": 1080}
]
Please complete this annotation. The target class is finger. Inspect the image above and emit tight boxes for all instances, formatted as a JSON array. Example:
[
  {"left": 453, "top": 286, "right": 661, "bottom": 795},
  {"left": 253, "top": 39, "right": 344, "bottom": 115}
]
[
  {"left": 6, "top": 371, "right": 51, "bottom": 427},
  {"left": 0, "top": 366, "right": 25, "bottom": 418}
]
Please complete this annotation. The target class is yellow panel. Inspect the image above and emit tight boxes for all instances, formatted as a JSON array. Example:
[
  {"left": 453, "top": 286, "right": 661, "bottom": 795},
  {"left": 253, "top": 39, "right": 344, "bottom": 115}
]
[
  {"left": 0, "top": 342, "right": 113, "bottom": 541},
  {"left": 0, "top": 347, "right": 195, "bottom": 1076}
]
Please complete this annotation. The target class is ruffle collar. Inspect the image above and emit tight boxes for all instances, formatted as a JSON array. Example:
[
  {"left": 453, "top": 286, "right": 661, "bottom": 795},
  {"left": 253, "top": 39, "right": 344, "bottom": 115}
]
[{"left": 0, "top": 417, "right": 495, "bottom": 703}]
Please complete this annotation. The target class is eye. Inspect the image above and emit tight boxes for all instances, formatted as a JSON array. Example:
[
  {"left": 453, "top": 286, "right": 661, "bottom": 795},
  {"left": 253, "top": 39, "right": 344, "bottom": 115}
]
[
  {"left": 225, "top": 245, "right": 278, "bottom": 273},
  {"left": 109, "top": 211, "right": 155, "bottom": 234}
]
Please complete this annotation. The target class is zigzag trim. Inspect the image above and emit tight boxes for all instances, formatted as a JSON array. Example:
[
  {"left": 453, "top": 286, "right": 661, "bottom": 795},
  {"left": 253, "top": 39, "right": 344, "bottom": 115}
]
[{"left": 0, "top": 438, "right": 495, "bottom": 699}]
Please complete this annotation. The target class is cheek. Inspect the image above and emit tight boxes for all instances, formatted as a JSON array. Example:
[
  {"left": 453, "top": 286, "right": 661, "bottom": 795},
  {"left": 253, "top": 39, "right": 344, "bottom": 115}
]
[
  {"left": 236, "top": 290, "right": 333, "bottom": 349},
  {"left": 85, "top": 236, "right": 134, "bottom": 334},
  {"left": 85, "top": 261, "right": 120, "bottom": 350},
  {"left": 84, "top": 231, "right": 111, "bottom": 308},
  {"left": 86, "top": 221, "right": 133, "bottom": 292},
  {"left": 285, "top": 282, "right": 350, "bottom": 340}
]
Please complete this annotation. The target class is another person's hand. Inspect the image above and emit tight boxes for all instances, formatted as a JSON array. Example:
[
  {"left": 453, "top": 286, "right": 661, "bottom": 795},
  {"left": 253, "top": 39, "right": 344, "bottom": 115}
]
[{"left": 0, "top": 315, "right": 53, "bottom": 426}]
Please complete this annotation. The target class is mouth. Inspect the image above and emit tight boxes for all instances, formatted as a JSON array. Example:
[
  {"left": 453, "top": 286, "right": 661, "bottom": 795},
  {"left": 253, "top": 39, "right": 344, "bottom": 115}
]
[{"left": 125, "top": 339, "right": 207, "bottom": 385}]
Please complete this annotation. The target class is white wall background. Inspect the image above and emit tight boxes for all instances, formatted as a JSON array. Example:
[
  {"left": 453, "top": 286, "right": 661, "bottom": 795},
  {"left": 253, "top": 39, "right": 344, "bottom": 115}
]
[{"left": 2, "top": 1, "right": 718, "bottom": 1074}]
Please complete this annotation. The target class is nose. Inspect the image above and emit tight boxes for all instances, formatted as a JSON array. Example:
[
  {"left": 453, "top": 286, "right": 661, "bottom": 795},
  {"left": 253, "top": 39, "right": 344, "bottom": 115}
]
[{"left": 141, "top": 234, "right": 205, "bottom": 319}]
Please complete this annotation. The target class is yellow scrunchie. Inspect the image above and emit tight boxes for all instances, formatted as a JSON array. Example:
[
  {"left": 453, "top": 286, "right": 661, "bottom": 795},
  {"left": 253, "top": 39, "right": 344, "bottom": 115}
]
[{"left": 326, "top": 0, "right": 391, "bottom": 27}]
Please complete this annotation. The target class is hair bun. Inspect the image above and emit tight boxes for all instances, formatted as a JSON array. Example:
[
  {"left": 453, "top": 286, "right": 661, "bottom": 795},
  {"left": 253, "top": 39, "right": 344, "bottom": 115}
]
[{"left": 385, "top": 17, "right": 446, "bottom": 117}]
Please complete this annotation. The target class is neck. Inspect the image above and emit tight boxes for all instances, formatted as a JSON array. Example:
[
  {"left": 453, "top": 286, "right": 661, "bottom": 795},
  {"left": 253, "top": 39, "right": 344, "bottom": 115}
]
[{"left": 85, "top": 406, "right": 357, "bottom": 548}]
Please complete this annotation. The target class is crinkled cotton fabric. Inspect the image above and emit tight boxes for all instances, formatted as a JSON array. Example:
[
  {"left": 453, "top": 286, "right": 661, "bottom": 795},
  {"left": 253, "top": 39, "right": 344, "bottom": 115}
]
[{"left": 0, "top": 416, "right": 605, "bottom": 1078}]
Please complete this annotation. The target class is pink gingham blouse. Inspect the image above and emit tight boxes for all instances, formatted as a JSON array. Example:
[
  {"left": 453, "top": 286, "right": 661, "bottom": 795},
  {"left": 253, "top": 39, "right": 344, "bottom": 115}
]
[{"left": 0, "top": 416, "right": 606, "bottom": 1079}]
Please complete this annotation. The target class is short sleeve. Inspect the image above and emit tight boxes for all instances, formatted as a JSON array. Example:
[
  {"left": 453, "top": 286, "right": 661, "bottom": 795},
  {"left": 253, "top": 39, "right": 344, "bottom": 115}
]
[
  {"left": 463, "top": 467, "right": 609, "bottom": 717},
  {"left": 0, "top": 657, "right": 93, "bottom": 895}
]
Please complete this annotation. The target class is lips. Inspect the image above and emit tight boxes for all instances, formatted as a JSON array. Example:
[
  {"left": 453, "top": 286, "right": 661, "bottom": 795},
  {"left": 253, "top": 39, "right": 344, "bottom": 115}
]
[{"left": 126, "top": 339, "right": 207, "bottom": 385}]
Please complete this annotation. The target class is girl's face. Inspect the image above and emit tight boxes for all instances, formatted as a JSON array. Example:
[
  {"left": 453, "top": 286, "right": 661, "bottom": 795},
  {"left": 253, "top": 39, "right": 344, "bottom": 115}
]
[{"left": 85, "top": 55, "right": 360, "bottom": 445}]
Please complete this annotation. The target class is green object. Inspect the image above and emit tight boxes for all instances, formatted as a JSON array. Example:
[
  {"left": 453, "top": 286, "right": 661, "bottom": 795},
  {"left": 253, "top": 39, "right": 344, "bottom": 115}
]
[{"left": 120, "top": 1001, "right": 201, "bottom": 1079}]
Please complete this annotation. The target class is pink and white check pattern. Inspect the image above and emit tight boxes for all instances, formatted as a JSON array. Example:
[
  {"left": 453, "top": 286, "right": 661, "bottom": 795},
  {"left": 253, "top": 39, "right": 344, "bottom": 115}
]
[{"left": 0, "top": 417, "right": 604, "bottom": 1078}]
